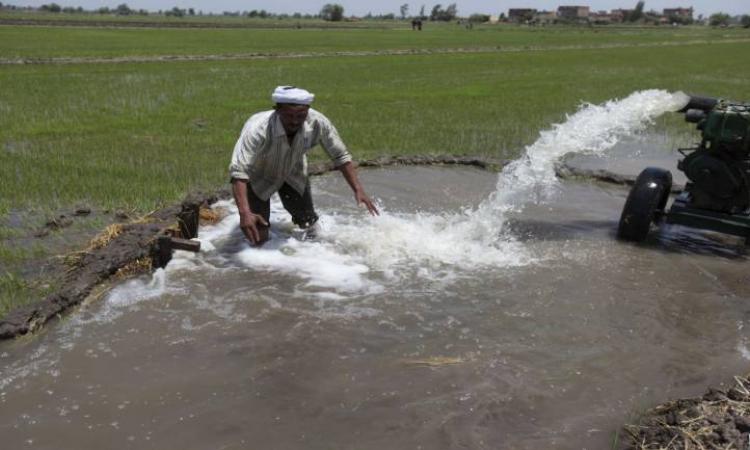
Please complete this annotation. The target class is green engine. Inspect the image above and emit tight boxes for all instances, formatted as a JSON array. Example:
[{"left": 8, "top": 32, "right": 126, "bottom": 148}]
[{"left": 678, "top": 98, "right": 750, "bottom": 213}]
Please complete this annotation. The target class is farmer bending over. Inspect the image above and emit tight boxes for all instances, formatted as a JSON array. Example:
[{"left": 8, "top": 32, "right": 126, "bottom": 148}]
[{"left": 229, "top": 86, "right": 379, "bottom": 246}]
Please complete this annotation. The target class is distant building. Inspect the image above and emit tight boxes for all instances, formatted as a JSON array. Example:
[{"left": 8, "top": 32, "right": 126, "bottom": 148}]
[
  {"left": 663, "top": 7, "right": 694, "bottom": 20},
  {"left": 508, "top": 8, "right": 536, "bottom": 22},
  {"left": 589, "top": 10, "right": 614, "bottom": 24},
  {"left": 557, "top": 5, "right": 590, "bottom": 19},
  {"left": 610, "top": 9, "right": 632, "bottom": 22},
  {"left": 533, "top": 10, "right": 556, "bottom": 24},
  {"left": 488, "top": 14, "right": 500, "bottom": 24}
]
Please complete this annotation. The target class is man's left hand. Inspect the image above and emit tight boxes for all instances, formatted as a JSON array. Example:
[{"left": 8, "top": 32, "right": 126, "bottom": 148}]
[{"left": 356, "top": 191, "right": 379, "bottom": 216}]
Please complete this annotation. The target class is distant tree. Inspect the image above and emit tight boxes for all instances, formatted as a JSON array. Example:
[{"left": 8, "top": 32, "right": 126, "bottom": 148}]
[
  {"left": 709, "top": 12, "right": 730, "bottom": 26},
  {"left": 97, "top": 6, "right": 110, "bottom": 14},
  {"left": 188, "top": 8, "right": 195, "bottom": 15},
  {"left": 627, "top": 1, "right": 644, "bottom": 22},
  {"left": 165, "top": 6, "right": 185, "bottom": 17},
  {"left": 258, "top": 9, "right": 268, "bottom": 18},
  {"left": 320, "top": 3, "right": 344, "bottom": 21},
  {"left": 115, "top": 3, "right": 132, "bottom": 15},
  {"left": 41, "top": 3, "right": 62, "bottom": 13},
  {"left": 419, "top": 4, "right": 425, "bottom": 19},
  {"left": 429, "top": 3, "right": 457, "bottom": 21},
  {"left": 469, "top": 13, "right": 489, "bottom": 23},
  {"left": 741, "top": 15, "right": 750, "bottom": 28},
  {"left": 247, "top": 10, "right": 258, "bottom": 17},
  {"left": 400, "top": 3, "right": 408, "bottom": 19},
  {"left": 444, "top": 3, "right": 457, "bottom": 20},
  {"left": 0, "top": 2, "right": 4, "bottom": 8},
  {"left": 429, "top": 4, "right": 441, "bottom": 20}
]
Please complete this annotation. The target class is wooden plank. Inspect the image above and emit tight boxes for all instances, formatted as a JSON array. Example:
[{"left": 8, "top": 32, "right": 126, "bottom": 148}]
[{"left": 170, "top": 237, "right": 201, "bottom": 252}]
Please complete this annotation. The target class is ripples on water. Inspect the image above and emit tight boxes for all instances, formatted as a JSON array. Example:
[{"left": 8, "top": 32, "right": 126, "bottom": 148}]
[{"left": 6, "top": 90, "right": 750, "bottom": 450}]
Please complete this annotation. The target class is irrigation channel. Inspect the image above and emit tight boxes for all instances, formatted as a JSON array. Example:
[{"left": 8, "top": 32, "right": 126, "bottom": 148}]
[{"left": 4, "top": 90, "right": 750, "bottom": 449}]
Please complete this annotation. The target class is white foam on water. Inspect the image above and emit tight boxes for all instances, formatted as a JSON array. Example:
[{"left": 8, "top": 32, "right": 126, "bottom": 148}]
[{"left": 94, "top": 90, "right": 689, "bottom": 312}]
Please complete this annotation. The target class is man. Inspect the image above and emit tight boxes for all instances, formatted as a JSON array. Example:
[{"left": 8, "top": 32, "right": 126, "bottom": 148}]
[{"left": 229, "top": 86, "right": 379, "bottom": 246}]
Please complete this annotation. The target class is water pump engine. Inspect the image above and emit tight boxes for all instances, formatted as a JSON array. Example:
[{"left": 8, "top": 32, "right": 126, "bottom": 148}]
[
  {"left": 678, "top": 97, "right": 750, "bottom": 213},
  {"left": 617, "top": 95, "right": 750, "bottom": 243}
]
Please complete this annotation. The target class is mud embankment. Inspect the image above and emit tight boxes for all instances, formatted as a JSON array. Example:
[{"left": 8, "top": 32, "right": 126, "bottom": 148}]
[{"left": 0, "top": 193, "right": 212, "bottom": 339}]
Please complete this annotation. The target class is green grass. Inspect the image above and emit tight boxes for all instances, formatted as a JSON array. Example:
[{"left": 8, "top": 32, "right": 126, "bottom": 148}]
[
  {"left": 0, "top": 24, "right": 747, "bottom": 59},
  {"left": 2, "top": 41, "right": 749, "bottom": 213},
  {"left": 1, "top": 24, "right": 750, "bottom": 318},
  {"left": 0, "top": 271, "right": 56, "bottom": 318}
]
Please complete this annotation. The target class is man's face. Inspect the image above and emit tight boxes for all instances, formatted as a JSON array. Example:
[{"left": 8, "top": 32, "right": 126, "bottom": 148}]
[{"left": 276, "top": 104, "right": 310, "bottom": 135}]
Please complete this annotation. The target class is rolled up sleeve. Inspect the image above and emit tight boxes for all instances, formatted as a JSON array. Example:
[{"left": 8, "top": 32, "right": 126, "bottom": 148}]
[
  {"left": 318, "top": 117, "right": 352, "bottom": 167},
  {"left": 229, "top": 122, "right": 265, "bottom": 181}
]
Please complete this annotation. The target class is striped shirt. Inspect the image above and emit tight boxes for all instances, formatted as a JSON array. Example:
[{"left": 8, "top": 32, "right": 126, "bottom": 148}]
[{"left": 229, "top": 108, "right": 353, "bottom": 201}]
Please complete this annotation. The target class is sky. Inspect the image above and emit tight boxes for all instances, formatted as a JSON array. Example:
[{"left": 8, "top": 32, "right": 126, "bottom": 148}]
[{"left": 10, "top": 1, "right": 749, "bottom": 18}]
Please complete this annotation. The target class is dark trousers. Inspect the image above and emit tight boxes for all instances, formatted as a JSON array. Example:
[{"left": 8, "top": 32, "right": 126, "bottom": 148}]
[{"left": 247, "top": 181, "right": 319, "bottom": 230}]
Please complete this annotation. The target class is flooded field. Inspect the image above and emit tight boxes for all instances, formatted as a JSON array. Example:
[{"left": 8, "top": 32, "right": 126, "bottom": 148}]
[{"left": 4, "top": 91, "right": 750, "bottom": 450}]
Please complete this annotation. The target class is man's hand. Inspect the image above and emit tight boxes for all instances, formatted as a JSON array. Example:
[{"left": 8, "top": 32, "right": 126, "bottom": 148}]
[
  {"left": 239, "top": 211, "right": 269, "bottom": 246},
  {"left": 338, "top": 161, "right": 380, "bottom": 217},
  {"left": 355, "top": 191, "right": 379, "bottom": 216}
]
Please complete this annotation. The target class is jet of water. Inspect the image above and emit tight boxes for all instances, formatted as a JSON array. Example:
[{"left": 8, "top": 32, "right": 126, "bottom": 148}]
[{"left": 469, "top": 89, "right": 690, "bottom": 236}]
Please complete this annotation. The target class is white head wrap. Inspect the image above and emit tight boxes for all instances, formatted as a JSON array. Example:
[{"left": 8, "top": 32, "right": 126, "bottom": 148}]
[{"left": 271, "top": 86, "right": 315, "bottom": 105}]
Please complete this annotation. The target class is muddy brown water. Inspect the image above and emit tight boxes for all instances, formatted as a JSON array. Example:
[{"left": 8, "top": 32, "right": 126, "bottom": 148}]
[{"left": 2, "top": 161, "right": 750, "bottom": 450}]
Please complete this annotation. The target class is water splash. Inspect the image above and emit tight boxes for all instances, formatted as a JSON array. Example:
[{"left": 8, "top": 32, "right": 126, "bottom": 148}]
[
  {"left": 473, "top": 89, "right": 690, "bottom": 230},
  {"left": 97, "top": 90, "right": 690, "bottom": 304},
  {"left": 330, "top": 89, "right": 689, "bottom": 276}
]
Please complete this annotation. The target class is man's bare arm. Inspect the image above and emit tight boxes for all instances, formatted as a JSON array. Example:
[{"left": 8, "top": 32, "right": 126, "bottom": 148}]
[
  {"left": 337, "top": 162, "right": 379, "bottom": 216},
  {"left": 231, "top": 178, "right": 269, "bottom": 245}
]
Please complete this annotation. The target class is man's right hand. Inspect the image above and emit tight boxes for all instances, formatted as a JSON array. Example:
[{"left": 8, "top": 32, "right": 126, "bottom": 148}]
[{"left": 239, "top": 211, "right": 269, "bottom": 246}]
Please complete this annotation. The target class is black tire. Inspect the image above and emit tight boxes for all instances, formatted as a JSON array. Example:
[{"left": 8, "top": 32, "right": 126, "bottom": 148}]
[{"left": 617, "top": 167, "right": 672, "bottom": 242}]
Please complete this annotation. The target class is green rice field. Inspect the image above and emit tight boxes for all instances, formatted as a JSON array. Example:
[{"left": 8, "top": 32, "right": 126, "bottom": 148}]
[{"left": 1, "top": 20, "right": 750, "bottom": 316}]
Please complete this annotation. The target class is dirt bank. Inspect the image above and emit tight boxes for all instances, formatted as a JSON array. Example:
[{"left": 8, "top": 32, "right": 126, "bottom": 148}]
[{"left": 622, "top": 375, "right": 750, "bottom": 449}]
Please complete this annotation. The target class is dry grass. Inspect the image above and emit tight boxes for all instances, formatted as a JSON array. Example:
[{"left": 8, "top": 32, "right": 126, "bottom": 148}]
[
  {"left": 87, "top": 223, "right": 124, "bottom": 250},
  {"left": 114, "top": 257, "right": 152, "bottom": 279},
  {"left": 199, "top": 206, "right": 226, "bottom": 225},
  {"left": 62, "top": 223, "right": 126, "bottom": 269},
  {"left": 624, "top": 375, "right": 750, "bottom": 450},
  {"left": 401, "top": 353, "right": 476, "bottom": 367}
]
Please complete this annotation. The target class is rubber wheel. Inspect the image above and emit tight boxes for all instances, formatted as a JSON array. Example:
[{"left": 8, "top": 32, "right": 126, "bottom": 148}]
[{"left": 617, "top": 167, "right": 672, "bottom": 242}]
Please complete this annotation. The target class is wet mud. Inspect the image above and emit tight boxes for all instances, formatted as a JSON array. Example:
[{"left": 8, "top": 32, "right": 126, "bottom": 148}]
[
  {"left": 623, "top": 375, "right": 750, "bottom": 449},
  {"left": 0, "top": 194, "right": 210, "bottom": 339}
]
